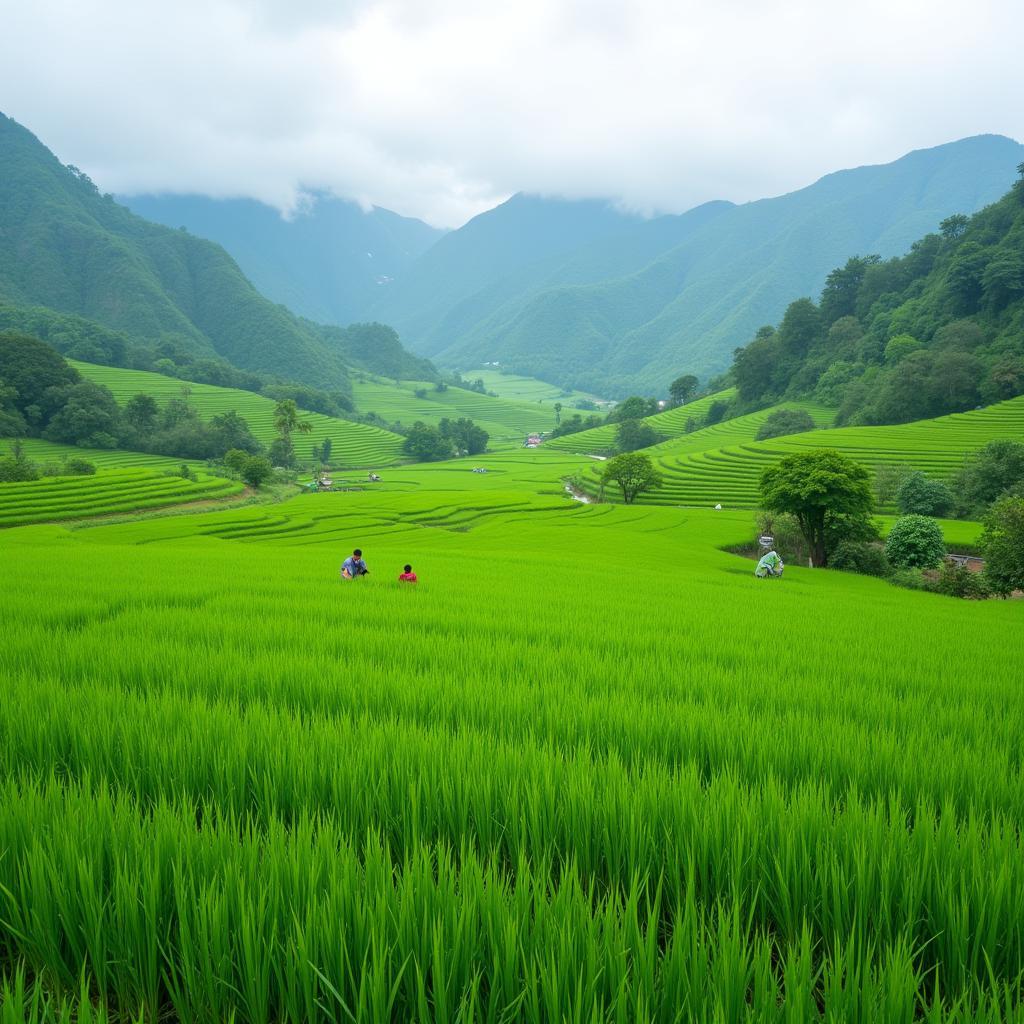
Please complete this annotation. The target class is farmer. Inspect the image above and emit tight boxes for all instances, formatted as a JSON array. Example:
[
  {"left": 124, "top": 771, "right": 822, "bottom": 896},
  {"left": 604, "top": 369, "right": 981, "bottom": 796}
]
[
  {"left": 398, "top": 564, "right": 418, "bottom": 583},
  {"left": 340, "top": 548, "right": 369, "bottom": 579},
  {"left": 754, "top": 549, "right": 784, "bottom": 578}
]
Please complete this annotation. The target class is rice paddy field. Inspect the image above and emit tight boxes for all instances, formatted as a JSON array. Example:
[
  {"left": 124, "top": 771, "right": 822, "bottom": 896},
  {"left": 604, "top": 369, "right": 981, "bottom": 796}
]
[
  {"left": 69, "top": 361, "right": 405, "bottom": 467},
  {"left": 0, "top": 467, "right": 244, "bottom": 526},
  {"left": 577, "top": 395, "right": 1024, "bottom": 509},
  {"left": 463, "top": 369, "right": 606, "bottom": 408},
  {"left": 1, "top": 438, "right": 1023, "bottom": 1023},
  {"left": 350, "top": 376, "right": 557, "bottom": 445}
]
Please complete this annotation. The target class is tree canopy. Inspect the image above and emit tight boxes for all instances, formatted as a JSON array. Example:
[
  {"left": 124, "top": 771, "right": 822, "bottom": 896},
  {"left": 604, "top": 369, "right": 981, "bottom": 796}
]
[
  {"left": 759, "top": 449, "right": 874, "bottom": 567},
  {"left": 601, "top": 452, "right": 662, "bottom": 504}
]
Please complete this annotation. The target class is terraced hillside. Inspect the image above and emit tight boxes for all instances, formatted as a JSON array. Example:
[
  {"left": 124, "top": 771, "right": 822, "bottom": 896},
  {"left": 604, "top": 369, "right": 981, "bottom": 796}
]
[
  {"left": 586, "top": 396, "right": 1024, "bottom": 508},
  {"left": 5, "top": 438, "right": 208, "bottom": 472},
  {"left": 544, "top": 390, "right": 836, "bottom": 455},
  {"left": 0, "top": 468, "right": 243, "bottom": 527},
  {"left": 468, "top": 368, "right": 607, "bottom": 407},
  {"left": 351, "top": 376, "right": 557, "bottom": 444},
  {"left": 70, "top": 361, "right": 404, "bottom": 466}
]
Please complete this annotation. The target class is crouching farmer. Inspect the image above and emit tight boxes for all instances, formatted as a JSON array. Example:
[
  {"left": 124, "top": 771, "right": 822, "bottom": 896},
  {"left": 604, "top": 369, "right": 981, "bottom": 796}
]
[{"left": 755, "top": 549, "right": 784, "bottom": 578}]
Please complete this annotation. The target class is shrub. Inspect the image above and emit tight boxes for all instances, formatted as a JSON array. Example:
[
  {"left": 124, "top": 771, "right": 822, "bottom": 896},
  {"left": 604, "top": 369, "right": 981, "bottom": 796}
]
[
  {"left": 884, "top": 515, "right": 946, "bottom": 568},
  {"left": 887, "top": 566, "right": 926, "bottom": 590},
  {"left": 0, "top": 455, "right": 38, "bottom": 482},
  {"left": 63, "top": 458, "right": 96, "bottom": 476},
  {"left": 953, "top": 440, "right": 1024, "bottom": 517},
  {"left": 829, "top": 540, "right": 889, "bottom": 577},
  {"left": 896, "top": 472, "right": 954, "bottom": 517},
  {"left": 930, "top": 562, "right": 991, "bottom": 599},
  {"left": 755, "top": 408, "right": 816, "bottom": 441}
]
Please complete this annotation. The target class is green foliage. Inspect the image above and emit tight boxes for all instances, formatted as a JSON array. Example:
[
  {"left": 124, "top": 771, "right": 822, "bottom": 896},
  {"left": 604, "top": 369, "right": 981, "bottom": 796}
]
[
  {"left": 754, "top": 408, "right": 816, "bottom": 441},
  {"left": 980, "top": 496, "right": 1024, "bottom": 596},
  {"left": 376, "top": 137, "right": 1023, "bottom": 393},
  {"left": 896, "top": 471, "right": 954, "bottom": 517},
  {"left": 874, "top": 463, "right": 914, "bottom": 506},
  {"left": 601, "top": 452, "right": 662, "bottom": 503},
  {"left": 0, "top": 331, "right": 80, "bottom": 429},
  {"left": 760, "top": 449, "right": 874, "bottom": 567},
  {"left": 725, "top": 168, "right": 1024, "bottom": 425},
  {"left": 828, "top": 540, "right": 889, "bottom": 577},
  {"left": 63, "top": 457, "right": 96, "bottom": 476},
  {"left": 438, "top": 416, "right": 488, "bottom": 455},
  {"left": 0, "top": 451, "right": 38, "bottom": 482},
  {"left": 239, "top": 455, "right": 273, "bottom": 489},
  {"left": 614, "top": 418, "right": 661, "bottom": 453},
  {"left": 0, "top": 114, "right": 358, "bottom": 392},
  {"left": 953, "top": 440, "right": 1024, "bottom": 516},
  {"left": 402, "top": 422, "right": 455, "bottom": 462},
  {"left": 669, "top": 374, "right": 698, "bottom": 406},
  {"left": 930, "top": 561, "right": 991, "bottom": 599},
  {"left": 884, "top": 515, "right": 946, "bottom": 568}
]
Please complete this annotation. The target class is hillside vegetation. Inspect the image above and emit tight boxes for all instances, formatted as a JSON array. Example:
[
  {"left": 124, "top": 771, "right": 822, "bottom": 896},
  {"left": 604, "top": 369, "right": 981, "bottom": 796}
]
[
  {"left": 373, "top": 137, "right": 1024, "bottom": 394},
  {"left": 729, "top": 167, "right": 1024, "bottom": 425},
  {"left": 70, "top": 360, "right": 405, "bottom": 466},
  {"left": 122, "top": 191, "right": 444, "bottom": 326}
]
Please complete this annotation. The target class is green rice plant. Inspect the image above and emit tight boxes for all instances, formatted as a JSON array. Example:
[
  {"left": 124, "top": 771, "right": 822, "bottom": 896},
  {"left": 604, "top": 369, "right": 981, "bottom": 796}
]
[{"left": 0, "top": 447, "right": 1022, "bottom": 1021}]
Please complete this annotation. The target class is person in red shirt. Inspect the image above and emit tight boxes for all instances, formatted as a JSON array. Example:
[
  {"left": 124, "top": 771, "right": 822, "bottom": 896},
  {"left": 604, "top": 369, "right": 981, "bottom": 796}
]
[{"left": 398, "top": 563, "right": 418, "bottom": 583}]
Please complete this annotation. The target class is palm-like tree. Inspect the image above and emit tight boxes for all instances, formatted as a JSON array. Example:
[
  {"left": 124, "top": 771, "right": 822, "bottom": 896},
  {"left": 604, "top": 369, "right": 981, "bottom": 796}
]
[{"left": 273, "top": 399, "right": 312, "bottom": 440}]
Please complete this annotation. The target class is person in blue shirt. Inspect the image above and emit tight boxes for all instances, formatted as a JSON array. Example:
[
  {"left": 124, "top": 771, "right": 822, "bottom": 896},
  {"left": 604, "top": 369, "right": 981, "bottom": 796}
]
[{"left": 340, "top": 548, "right": 369, "bottom": 579}]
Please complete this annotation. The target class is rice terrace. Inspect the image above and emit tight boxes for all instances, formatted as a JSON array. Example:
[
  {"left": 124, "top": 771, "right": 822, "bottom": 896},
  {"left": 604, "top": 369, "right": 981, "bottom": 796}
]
[{"left": 3, "top": 13, "right": 1024, "bottom": 1022}]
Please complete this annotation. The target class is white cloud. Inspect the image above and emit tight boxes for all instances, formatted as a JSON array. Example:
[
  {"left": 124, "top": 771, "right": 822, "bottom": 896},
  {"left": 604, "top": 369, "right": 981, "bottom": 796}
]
[{"left": 1, "top": 0, "right": 1021, "bottom": 227}]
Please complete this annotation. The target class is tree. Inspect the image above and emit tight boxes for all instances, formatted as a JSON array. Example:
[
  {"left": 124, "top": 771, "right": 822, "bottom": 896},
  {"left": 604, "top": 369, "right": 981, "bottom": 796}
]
[
  {"left": 980, "top": 497, "right": 1024, "bottom": 597},
  {"left": 319, "top": 438, "right": 333, "bottom": 464},
  {"left": 42, "top": 381, "right": 121, "bottom": 448},
  {"left": 704, "top": 400, "right": 729, "bottom": 425},
  {"left": 438, "top": 417, "right": 488, "bottom": 455},
  {"left": 754, "top": 408, "right": 815, "bottom": 441},
  {"left": 940, "top": 214, "right": 969, "bottom": 241},
  {"left": 953, "top": 440, "right": 1024, "bottom": 516},
  {"left": 223, "top": 448, "right": 251, "bottom": 474},
  {"left": 240, "top": 455, "right": 273, "bottom": 489},
  {"left": 607, "top": 396, "right": 658, "bottom": 423},
  {"left": 669, "top": 374, "right": 699, "bottom": 407},
  {"left": 885, "top": 515, "right": 946, "bottom": 569},
  {"left": 759, "top": 449, "right": 874, "bottom": 567},
  {"left": 273, "top": 399, "right": 312, "bottom": 441},
  {"left": 896, "top": 471, "right": 954, "bottom": 517},
  {"left": 124, "top": 393, "right": 159, "bottom": 432},
  {"left": 208, "top": 410, "right": 261, "bottom": 455},
  {"left": 0, "top": 332, "right": 79, "bottom": 428},
  {"left": 615, "top": 418, "right": 660, "bottom": 452},
  {"left": 553, "top": 402, "right": 563, "bottom": 424},
  {"left": 403, "top": 422, "right": 455, "bottom": 462},
  {"left": 873, "top": 463, "right": 914, "bottom": 506},
  {"left": 601, "top": 452, "right": 662, "bottom": 504}
]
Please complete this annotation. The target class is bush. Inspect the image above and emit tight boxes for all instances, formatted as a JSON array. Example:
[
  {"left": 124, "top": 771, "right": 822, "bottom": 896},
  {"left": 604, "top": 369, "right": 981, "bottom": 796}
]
[
  {"left": 0, "top": 455, "right": 38, "bottom": 482},
  {"left": 63, "top": 458, "right": 96, "bottom": 476},
  {"left": 884, "top": 515, "right": 946, "bottom": 568},
  {"left": 755, "top": 408, "right": 816, "bottom": 441},
  {"left": 930, "top": 561, "right": 991, "bottom": 599},
  {"left": 896, "top": 471, "right": 954, "bottom": 517},
  {"left": 829, "top": 540, "right": 889, "bottom": 576},
  {"left": 887, "top": 566, "right": 926, "bottom": 590}
]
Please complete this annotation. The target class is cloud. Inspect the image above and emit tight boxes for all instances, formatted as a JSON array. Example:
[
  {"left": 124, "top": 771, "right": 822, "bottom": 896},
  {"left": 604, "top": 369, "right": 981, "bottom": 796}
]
[{"left": 1, "top": 0, "right": 1021, "bottom": 227}]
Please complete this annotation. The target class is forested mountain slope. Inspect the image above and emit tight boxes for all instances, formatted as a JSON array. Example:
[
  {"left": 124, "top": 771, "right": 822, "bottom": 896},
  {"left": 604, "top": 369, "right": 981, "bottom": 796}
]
[
  {"left": 375, "top": 136, "right": 1024, "bottom": 395},
  {"left": 122, "top": 192, "right": 444, "bottom": 326},
  {"left": 727, "top": 167, "right": 1024, "bottom": 425}
]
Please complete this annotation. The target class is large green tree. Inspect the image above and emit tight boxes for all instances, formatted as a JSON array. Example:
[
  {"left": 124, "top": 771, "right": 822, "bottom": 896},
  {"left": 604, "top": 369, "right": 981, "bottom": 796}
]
[
  {"left": 601, "top": 452, "right": 662, "bottom": 504},
  {"left": 669, "top": 374, "right": 698, "bottom": 407},
  {"left": 759, "top": 449, "right": 874, "bottom": 567}
]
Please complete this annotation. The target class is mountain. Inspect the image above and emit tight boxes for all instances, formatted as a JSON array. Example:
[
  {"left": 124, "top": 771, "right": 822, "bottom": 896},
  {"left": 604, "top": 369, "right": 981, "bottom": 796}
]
[
  {"left": 726, "top": 169, "right": 1024, "bottom": 427},
  {"left": 120, "top": 192, "right": 445, "bottom": 326},
  {"left": 0, "top": 112, "right": 427, "bottom": 394},
  {"left": 372, "top": 135, "right": 1024, "bottom": 395}
]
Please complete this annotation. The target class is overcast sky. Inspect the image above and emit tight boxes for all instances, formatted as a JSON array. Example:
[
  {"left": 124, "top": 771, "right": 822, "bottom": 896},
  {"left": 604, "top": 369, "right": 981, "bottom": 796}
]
[{"left": 2, "top": 0, "right": 1022, "bottom": 228}]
